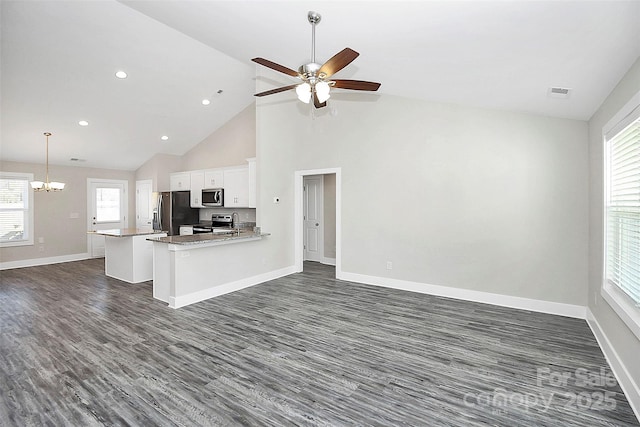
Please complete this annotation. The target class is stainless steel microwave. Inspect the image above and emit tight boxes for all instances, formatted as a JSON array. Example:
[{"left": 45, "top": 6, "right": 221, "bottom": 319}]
[{"left": 201, "top": 188, "right": 223, "bottom": 207}]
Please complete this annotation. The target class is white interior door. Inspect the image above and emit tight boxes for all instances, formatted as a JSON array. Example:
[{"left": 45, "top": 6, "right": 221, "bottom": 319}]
[
  {"left": 88, "top": 179, "right": 128, "bottom": 258},
  {"left": 136, "top": 179, "right": 153, "bottom": 229},
  {"left": 303, "top": 175, "right": 324, "bottom": 262}
]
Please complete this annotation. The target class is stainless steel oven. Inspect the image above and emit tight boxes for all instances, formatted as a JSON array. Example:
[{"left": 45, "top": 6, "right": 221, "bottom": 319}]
[{"left": 191, "top": 214, "right": 234, "bottom": 234}]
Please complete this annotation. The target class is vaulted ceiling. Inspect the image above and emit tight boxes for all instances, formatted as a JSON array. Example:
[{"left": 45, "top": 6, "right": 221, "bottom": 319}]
[{"left": 2, "top": 1, "right": 639, "bottom": 171}]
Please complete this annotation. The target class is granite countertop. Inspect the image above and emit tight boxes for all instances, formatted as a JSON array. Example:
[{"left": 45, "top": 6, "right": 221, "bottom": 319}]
[
  {"left": 92, "top": 228, "right": 167, "bottom": 237},
  {"left": 147, "top": 230, "right": 269, "bottom": 246}
]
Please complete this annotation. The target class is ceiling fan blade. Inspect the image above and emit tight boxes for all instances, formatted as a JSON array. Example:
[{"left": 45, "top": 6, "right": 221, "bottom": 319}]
[
  {"left": 251, "top": 58, "right": 299, "bottom": 77},
  {"left": 318, "top": 48, "right": 359, "bottom": 78},
  {"left": 332, "top": 79, "right": 381, "bottom": 91},
  {"left": 254, "top": 84, "right": 298, "bottom": 97},
  {"left": 313, "top": 92, "right": 327, "bottom": 109}
]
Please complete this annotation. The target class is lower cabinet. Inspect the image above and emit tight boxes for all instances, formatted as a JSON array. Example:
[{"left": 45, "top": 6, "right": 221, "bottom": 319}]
[{"left": 223, "top": 167, "right": 249, "bottom": 207}]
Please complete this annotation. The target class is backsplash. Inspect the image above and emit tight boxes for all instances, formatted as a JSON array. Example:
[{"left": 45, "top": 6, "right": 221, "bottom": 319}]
[{"left": 199, "top": 208, "right": 256, "bottom": 222}]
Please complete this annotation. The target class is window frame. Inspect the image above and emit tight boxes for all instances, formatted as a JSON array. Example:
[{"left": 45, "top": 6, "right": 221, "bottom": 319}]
[
  {"left": 601, "top": 89, "right": 640, "bottom": 341},
  {"left": 0, "top": 172, "right": 35, "bottom": 248}
]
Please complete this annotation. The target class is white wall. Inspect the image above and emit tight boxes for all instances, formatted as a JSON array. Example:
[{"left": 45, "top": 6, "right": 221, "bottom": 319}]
[
  {"left": 257, "top": 93, "right": 589, "bottom": 306},
  {"left": 135, "top": 153, "right": 182, "bottom": 192},
  {"left": 135, "top": 104, "right": 256, "bottom": 192},
  {"left": 181, "top": 103, "right": 256, "bottom": 171},
  {"left": 0, "top": 160, "right": 135, "bottom": 264},
  {"left": 587, "top": 58, "right": 640, "bottom": 395}
]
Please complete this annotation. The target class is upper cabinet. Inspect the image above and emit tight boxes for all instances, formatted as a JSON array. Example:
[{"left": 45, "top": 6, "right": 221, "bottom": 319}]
[
  {"left": 223, "top": 166, "right": 249, "bottom": 208},
  {"left": 204, "top": 170, "right": 224, "bottom": 189},
  {"left": 169, "top": 172, "right": 190, "bottom": 191},
  {"left": 169, "top": 159, "right": 256, "bottom": 208},
  {"left": 189, "top": 171, "right": 205, "bottom": 208}
]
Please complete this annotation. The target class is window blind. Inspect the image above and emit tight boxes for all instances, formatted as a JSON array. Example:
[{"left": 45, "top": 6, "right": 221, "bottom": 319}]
[
  {"left": 606, "top": 115, "right": 640, "bottom": 305},
  {"left": 0, "top": 176, "right": 30, "bottom": 243}
]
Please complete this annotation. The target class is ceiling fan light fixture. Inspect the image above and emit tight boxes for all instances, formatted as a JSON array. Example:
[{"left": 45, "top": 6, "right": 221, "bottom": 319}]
[
  {"left": 296, "top": 83, "right": 311, "bottom": 103},
  {"left": 315, "top": 81, "right": 331, "bottom": 103},
  {"left": 251, "top": 11, "right": 380, "bottom": 109}
]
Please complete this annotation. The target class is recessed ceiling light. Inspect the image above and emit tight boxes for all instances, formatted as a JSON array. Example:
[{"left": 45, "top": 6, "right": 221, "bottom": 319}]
[
  {"left": 202, "top": 99, "right": 211, "bottom": 105},
  {"left": 78, "top": 120, "right": 89, "bottom": 126},
  {"left": 115, "top": 70, "right": 127, "bottom": 79},
  {"left": 161, "top": 135, "right": 169, "bottom": 141}
]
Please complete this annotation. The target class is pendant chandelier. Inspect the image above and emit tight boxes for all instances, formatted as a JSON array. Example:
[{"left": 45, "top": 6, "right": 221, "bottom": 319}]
[{"left": 30, "top": 132, "right": 65, "bottom": 192}]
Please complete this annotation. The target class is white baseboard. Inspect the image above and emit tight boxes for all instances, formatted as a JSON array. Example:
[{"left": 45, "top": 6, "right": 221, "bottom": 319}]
[
  {"left": 338, "top": 271, "right": 587, "bottom": 319},
  {"left": 169, "top": 265, "right": 297, "bottom": 309},
  {"left": 0, "top": 253, "right": 91, "bottom": 270},
  {"left": 322, "top": 257, "right": 336, "bottom": 266},
  {"left": 587, "top": 309, "right": 640, "bottom": 422}
]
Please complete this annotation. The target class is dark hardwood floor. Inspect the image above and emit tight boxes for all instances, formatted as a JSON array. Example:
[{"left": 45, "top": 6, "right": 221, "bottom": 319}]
[{"left": 0, "top": 259, "right": 638, "bottom": 426}]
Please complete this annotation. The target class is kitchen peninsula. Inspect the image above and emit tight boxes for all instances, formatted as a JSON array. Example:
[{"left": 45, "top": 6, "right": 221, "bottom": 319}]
[
  {"left": 94, "top": 229, "right": 167, "bottom": 283},
  {"left": 148, "top": 229, "right": 270, "bottom": 308}
]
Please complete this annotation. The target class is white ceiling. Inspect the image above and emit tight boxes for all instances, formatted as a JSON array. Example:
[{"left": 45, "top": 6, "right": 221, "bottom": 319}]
[{"left": 2, "top": 1, "right": 639, "bottom": 171}]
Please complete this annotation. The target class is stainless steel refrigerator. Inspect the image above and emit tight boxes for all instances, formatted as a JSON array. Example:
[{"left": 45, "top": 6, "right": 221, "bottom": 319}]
[{"left": 153, "top": 191, "right": 199, "bottom": 236}]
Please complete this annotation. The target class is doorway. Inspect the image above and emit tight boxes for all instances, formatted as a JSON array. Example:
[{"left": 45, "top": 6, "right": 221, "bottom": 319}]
[
  {"left": 87, "top": 179, "right": 128, "bottom": 258},
  {"left": 295, "top": 168, "right": 340, "bottom": 276},
  {"left": 303, "top": 175, "right": 324, "bottom": 263}
]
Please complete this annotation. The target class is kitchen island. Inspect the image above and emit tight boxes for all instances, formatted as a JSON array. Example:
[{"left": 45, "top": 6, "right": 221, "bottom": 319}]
[
  {"left": 94, "top": 228, "right": 167, "bottom": 284},
  {"left": 148, "top": 229, "right": 271, "bottom": 308}
]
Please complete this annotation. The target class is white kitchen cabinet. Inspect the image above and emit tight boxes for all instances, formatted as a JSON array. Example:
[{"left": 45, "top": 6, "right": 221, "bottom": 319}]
[
  {"left": 247, "top": 158, "right": 256, "bottom": 208},
  {"left": 169, "top": 172, "right": 190, "bottom": 191},
  {"left": 223, "top": 166, "right": 249, "bottom": 207},
  {"left": 100, "top": 230, "right": 167, "bottom": 284},
  {"left": 190, "top": 171, "right": 205, "bottom": 207},
  {"left": 135, "top": 179, "right": 153, "bottom": 229},
  {"left": 204, "top": 170, "right": 224, "bottom": 188}
]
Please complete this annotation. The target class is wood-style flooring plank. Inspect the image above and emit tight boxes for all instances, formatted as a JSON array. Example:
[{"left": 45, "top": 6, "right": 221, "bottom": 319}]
[{"left": 0, "top": 259, "right": 638, "bottom": 426}]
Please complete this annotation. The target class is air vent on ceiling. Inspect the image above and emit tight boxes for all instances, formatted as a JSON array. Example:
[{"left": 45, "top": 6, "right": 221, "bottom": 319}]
[
  {"left": 548, "top": 87, "right": 572, "bottom": 99},
  {"left": 70, "top": 158, "right": 86, "bottom": 162}
]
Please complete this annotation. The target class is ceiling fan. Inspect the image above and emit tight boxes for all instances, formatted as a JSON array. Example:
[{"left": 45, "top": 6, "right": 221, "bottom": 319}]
[{"left": 252, "top": 11, "right": 381, "bottom": 109}]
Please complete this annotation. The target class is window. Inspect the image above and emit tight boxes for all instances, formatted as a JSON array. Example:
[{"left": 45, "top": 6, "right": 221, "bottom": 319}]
[
  {"left": 0, "top": 172, "right": 34, "bottom": 247},
  {"left": 603, "top": 96, "right": 640, "bottom": 339},
  {"left": 95, "top": 187, "right": 121, "bottom": 222}
]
